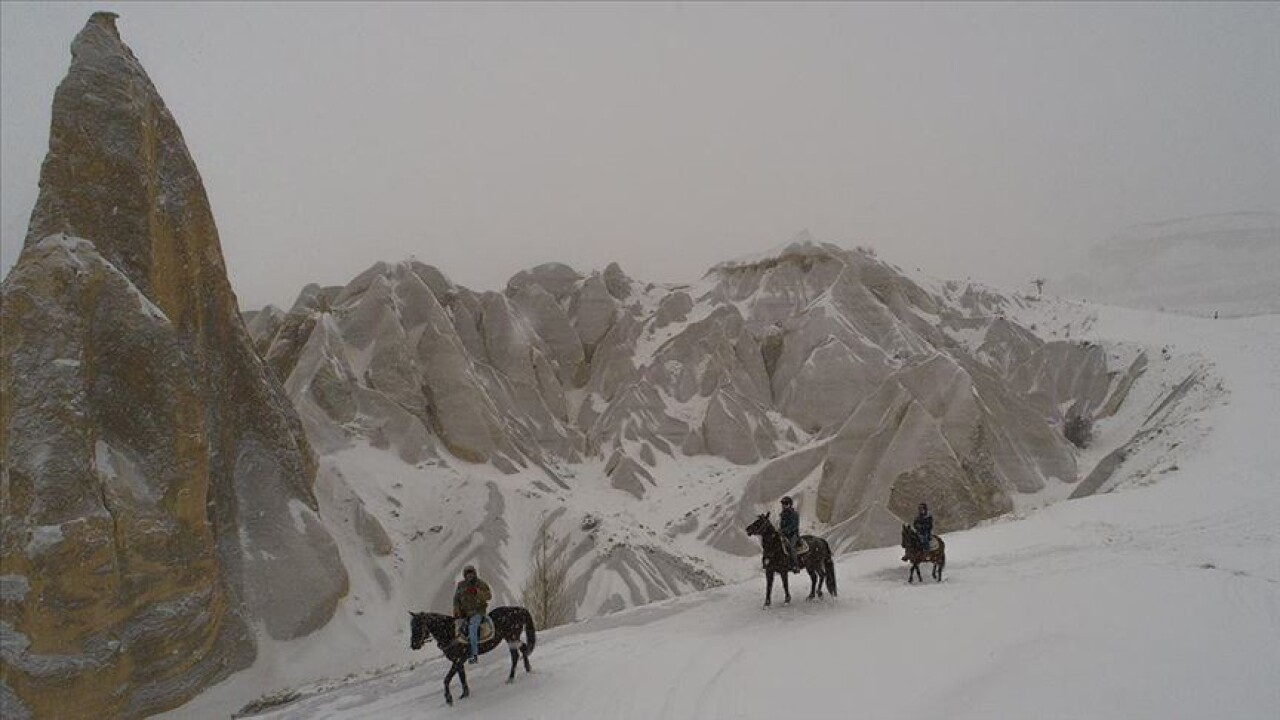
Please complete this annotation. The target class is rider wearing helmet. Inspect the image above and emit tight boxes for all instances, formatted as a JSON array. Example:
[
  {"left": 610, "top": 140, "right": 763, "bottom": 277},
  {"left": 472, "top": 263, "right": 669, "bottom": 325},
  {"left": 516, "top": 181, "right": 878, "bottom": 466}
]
[
  {"left": 453, "top": 565, "right": 492, "bottom": 663},
  {"left": 913, "top": 502, "right": 934, "bottom": 552},
  {"left": 779, "top": 496, "right": 801, "bottom": 572}
]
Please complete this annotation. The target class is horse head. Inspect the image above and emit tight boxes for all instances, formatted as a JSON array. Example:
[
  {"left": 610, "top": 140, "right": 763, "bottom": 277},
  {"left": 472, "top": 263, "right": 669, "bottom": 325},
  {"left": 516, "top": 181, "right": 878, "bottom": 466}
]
[
  {"left": 745, "top": 512, "right": 773, "bottom": 537},
  {"left": 409, "top": 612, "right": 430, "bottom": 650}
]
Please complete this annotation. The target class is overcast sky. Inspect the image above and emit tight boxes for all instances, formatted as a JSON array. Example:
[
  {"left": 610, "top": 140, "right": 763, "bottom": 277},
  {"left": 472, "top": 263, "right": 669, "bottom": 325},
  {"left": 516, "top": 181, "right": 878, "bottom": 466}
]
[{"left": 2, "top": 2, "right": 1277, "bottom": 309}]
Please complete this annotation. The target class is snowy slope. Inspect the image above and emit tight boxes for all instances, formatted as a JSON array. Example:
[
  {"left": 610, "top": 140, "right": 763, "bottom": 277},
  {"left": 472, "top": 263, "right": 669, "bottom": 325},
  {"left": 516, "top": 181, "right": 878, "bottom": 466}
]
[
  {"left": 175, "top": 306, "right": 1279, "bottom": 720},
  {"left": 1058, "top": 212, "right": 1280, "bottom": 318}
]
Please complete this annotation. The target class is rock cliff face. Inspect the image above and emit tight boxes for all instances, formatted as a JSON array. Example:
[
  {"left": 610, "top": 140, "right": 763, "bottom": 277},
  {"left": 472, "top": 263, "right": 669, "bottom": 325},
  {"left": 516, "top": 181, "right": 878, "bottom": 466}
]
[
  {"left": 0, "top": 14, "right": 347, "bottom": 718},
  {"left": 249, "top": 231, "right": 1139, "bottom": 630}
]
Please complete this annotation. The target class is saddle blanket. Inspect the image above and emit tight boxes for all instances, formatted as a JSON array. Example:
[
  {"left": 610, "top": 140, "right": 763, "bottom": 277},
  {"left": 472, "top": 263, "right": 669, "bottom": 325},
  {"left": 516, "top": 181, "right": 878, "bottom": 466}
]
[{"left": 454, "top": 615, "right": 495, "bottom": 645}]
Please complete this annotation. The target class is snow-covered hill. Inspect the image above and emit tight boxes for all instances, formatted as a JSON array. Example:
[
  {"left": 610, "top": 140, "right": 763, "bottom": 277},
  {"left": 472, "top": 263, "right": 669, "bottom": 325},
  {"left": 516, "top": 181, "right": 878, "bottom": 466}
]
[
  {"left": 162, "top": 260, "right": 1243, "bottom": 718},
  {"left": 1058, "top": 212, "right": 1280, "bottom": 317},
  {"left": 184, "top": 306, "right": 1280, "bottom": 720},
  {"left": 233, "top": 233, "right": 1169, "bottom": 637}
]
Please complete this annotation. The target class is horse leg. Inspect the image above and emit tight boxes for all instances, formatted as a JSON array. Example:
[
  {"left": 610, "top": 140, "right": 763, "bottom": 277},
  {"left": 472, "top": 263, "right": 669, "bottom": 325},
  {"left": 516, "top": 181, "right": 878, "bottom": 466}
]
[
  {"left": 781, "top": 569, "right": 791, "bottom": 604},
  {"left": 444, "top": 662, "right": 458, "bottom": 705},
  {"left": 807, "top": 568, "right": 818, "bottom": 599},
  {"left": 458, "top": 662, "right": 470, "bottom": 699},
  {"left": 764, "top": 570, "right": 774, "bottom": 607},
  {"left": 521, "top": 643, "right": 532, "bottom": 673},
  {"left": 507, "top": 640, "right": 520, "bottom": 683}
]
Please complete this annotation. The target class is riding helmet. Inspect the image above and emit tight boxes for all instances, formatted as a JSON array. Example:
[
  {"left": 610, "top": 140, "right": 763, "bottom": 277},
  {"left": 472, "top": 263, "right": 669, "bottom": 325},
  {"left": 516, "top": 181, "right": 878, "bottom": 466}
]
[
  {"left": 462, "top": 565, "right": 477, "bottom": 577},
  {"left": 780, "top": 496, "right": 793, "bottom": 506}
]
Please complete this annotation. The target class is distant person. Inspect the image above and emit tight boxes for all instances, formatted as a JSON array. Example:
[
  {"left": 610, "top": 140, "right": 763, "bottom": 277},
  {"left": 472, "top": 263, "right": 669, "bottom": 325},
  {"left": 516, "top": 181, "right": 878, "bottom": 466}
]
[
  {"left": 913, "top": 503, "right": 934, "bottom": 552},
  {"left": 780, "top": 496, "right": 801, "bottom": 572},
  {"left": 453, "top": 565, "right": 492, "bottom": 663}
]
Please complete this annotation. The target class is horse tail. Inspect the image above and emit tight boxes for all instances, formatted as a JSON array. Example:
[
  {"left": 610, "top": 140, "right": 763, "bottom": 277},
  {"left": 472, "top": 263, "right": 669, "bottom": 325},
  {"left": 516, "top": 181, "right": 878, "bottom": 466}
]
[
  {"left": 823, "top": 549, "right": 838, "bottom": 596},
  {"left": 522, "top": 607, "right": 537, "bottom": 656}
]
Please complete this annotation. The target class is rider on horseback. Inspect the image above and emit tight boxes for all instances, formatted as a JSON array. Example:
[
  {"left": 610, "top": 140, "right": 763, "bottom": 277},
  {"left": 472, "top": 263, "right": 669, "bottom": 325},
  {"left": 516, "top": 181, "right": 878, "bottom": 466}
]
[
  {"left": 454, "top": 565, "right": 492, "bottom": 664},
  {"left": 913, "top": 503, "right": 933, "bottom": 552},
  {"left": 780, "top": 496, "right": 801, "bottom": 572}
]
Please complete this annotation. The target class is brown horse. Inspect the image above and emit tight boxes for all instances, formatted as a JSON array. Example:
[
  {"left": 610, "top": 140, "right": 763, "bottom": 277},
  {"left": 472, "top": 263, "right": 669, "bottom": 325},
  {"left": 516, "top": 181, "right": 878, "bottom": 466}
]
[
  {"left": 901, "top": 524, "right": 945, "bottom": 583},
  {"left": 746, "top": 513, "right": 837, "bottom": 607}
]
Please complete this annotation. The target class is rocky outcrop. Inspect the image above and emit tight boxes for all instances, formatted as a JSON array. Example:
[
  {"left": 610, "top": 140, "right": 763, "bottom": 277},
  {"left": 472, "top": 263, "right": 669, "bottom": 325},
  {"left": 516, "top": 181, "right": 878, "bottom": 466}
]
[
  {"left": 0, "top": 14, "right": 346, "bottom": 718},
  {"left": 255, "top": 235, "right": 1132, "bottom": 566},
  {"left": 252, "top": 260, "right": 586, "bottom": 472},
  {"left": 247, "top": 235, "right": 1144, "bottom": 613}
]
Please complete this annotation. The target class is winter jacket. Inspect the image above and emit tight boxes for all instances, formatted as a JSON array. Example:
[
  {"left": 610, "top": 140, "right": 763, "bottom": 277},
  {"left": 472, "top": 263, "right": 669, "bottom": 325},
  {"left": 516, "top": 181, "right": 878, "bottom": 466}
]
[
  {"left": 453, "top": 577, "right": 492, "bottom": 618},
  {"left": 913, "top": 512, "right": 933, "bottom": 540},
  {"left": 779, "top": 507, "right": 800, "bottom": 538}
]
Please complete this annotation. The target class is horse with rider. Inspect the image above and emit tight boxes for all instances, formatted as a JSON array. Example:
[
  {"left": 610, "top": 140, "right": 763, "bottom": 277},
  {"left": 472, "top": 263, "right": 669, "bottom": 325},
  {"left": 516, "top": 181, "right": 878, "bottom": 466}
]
[
  {"left": 901, "top": 502, "right": 945, "bottom": 583},
  {"left": 745, "top": 496, "right": 837, "bottom": 606},
  {"left": 409, "top": 565, "right": 537, "bottom": 705}
]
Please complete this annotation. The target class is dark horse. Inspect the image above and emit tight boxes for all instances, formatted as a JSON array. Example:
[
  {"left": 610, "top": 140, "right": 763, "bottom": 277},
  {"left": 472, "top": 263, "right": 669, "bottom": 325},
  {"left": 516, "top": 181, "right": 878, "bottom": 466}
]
[
  {"left": 409, "top": 607, "right": 536, "bottom": 705},
  {"left": 901, "top": 524, "right": 945, "bottom": 583},
  {"left": 745, "top": 512, "right": 837, "bottom": 607}
]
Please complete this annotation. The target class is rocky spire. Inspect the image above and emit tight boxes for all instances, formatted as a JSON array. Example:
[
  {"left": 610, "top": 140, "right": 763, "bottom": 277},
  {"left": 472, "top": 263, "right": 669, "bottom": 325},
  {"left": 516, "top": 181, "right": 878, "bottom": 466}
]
[{"left": 2, "top": 14, "right": 347, "bottom": 718}]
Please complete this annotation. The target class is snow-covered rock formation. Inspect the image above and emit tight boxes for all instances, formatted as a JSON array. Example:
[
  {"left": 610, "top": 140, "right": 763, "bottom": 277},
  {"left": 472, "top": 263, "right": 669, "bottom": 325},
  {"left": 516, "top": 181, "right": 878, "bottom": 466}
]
[{"left": 245, "top": 230, "right": 1154, "bottom": 637}]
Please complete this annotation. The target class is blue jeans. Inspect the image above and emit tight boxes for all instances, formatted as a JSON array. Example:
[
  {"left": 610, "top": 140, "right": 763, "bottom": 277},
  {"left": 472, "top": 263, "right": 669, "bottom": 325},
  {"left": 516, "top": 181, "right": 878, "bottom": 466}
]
[
  {"left": 919, "top": 532, "right": 931, "bottom": 551},
  {"left": 467, "top": 614, "right": 483, "bottom": 658}
]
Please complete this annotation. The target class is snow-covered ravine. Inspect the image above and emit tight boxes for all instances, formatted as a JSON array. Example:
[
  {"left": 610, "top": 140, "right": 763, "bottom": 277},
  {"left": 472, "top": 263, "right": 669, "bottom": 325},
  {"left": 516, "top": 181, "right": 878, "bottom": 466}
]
[{"left": 227, "top": 307, "right": 1278, "bottom": 720}]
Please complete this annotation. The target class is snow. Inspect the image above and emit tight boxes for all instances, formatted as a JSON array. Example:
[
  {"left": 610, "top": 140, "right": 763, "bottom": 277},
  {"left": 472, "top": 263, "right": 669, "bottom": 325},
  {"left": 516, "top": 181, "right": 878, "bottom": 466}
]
[
  {"left": 1057, "top": 212, "right": 1280, "bottom": 318},
  {"left": 180, "top": 303, "right": 1280, "bottom": 720}
]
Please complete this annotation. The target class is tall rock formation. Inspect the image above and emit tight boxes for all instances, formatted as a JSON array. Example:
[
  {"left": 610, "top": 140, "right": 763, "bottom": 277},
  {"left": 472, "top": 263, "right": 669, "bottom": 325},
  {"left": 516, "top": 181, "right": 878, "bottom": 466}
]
[{"left": 0, "top": 14, "right": 347, "bottom": 718}]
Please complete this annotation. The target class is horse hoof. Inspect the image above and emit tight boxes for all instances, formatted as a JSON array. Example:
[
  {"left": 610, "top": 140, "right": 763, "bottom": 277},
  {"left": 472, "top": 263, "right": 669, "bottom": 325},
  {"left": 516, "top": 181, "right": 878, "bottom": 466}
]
[
  {"left": 507, "top": 678, "right": 514, "bottom": 685},
  {"left": 446, "top": 697, "right": 453, "bottom": 706}
]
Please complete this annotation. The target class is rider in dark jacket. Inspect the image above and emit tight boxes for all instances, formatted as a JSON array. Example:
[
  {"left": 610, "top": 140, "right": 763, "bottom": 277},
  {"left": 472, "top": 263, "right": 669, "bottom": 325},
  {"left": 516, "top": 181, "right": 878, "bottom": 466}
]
[
  {"left": 453, "top": 565, "right": 492, "bottom": 663},
  {"left": 913, "top": 503, "right": 934, "bottom": 551},
  {"left": 780, "top": 496, "right": 800, "bottom": 572}
]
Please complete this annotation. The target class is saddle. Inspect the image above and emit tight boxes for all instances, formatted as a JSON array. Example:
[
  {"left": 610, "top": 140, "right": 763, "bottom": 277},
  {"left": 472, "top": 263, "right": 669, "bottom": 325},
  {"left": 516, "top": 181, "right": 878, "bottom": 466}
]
[
  {"left": 794, "top": 538, "right": 810, "bottom": 555},
  {"left": 453, "top": 615, "right": 495, "bottom": 645}
]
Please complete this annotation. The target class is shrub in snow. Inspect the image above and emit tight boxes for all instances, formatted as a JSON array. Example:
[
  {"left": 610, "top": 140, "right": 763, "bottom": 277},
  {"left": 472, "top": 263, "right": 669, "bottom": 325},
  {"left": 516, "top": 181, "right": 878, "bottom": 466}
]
[
  {"left": 1064, "top": 415, "right": 1094, "bottom": 449},
  {"left": 522, "top": 527, "right": 574, "bottom": 630}
]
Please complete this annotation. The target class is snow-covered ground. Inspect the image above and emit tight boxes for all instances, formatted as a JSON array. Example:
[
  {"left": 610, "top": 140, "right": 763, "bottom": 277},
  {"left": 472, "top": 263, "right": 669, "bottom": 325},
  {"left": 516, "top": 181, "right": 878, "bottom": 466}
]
[
  {"left": 1057, "top": 212, "right": 1280, "bottom": 318},
  {"left": 205, "top": 304, "right": 1279, "bottom": 720}
]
